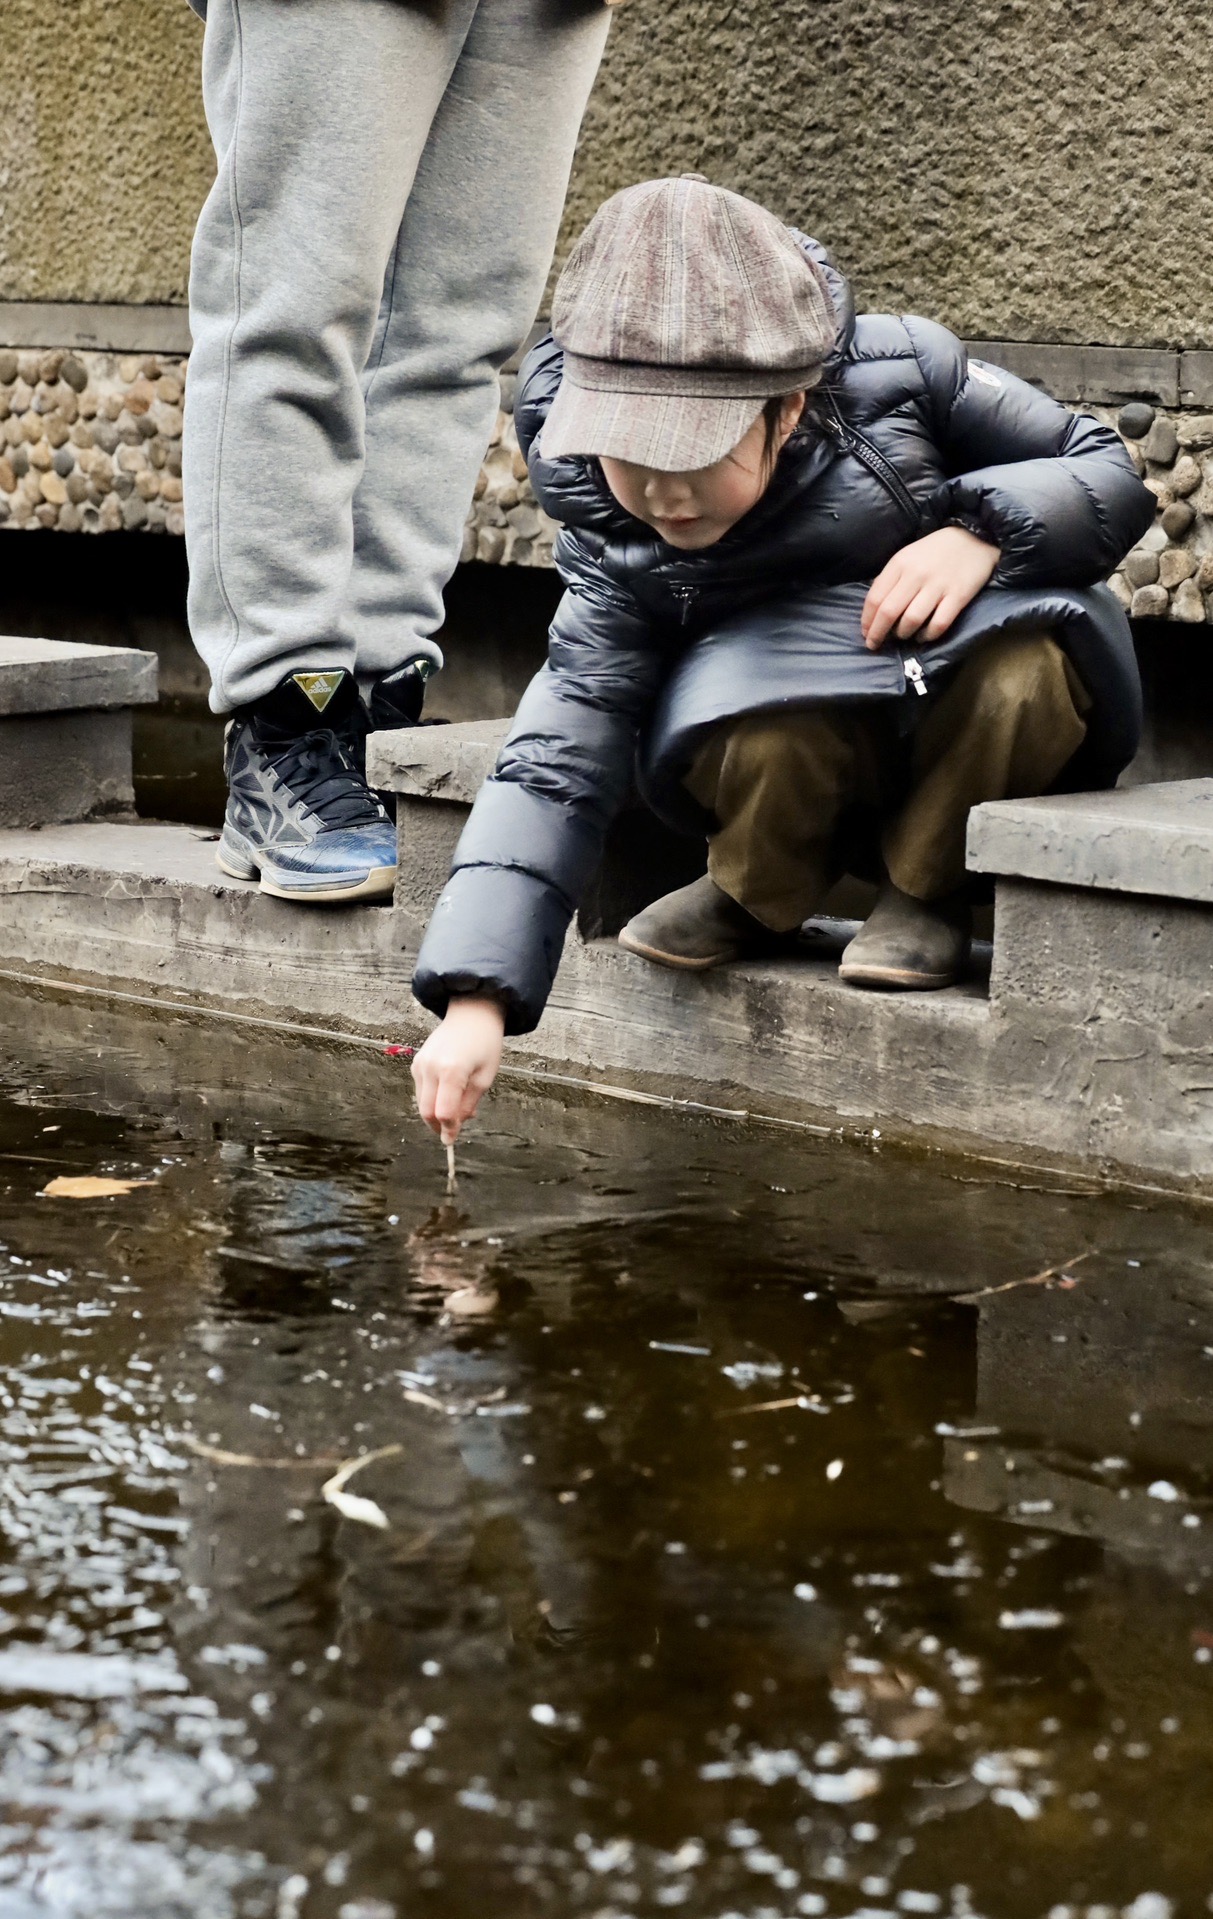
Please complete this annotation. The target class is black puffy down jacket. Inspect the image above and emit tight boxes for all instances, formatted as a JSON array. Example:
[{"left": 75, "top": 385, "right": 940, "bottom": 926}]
[{"left": 414, "top": 238, "right": 1154, "bottom": 1035}]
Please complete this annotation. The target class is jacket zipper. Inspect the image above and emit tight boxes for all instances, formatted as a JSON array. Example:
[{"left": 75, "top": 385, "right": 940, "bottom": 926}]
[
  {"left": 671, "top": 585, "right": 699, "bottom": 627},
  {"left": 823, "top": 399, "right": 923, "bottom": 532},
  {"left": 903, "top": 654, "right": 929, "bottom": 697}
]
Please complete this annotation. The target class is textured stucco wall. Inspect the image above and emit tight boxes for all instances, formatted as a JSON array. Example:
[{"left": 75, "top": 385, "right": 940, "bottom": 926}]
[
  {"left": 0, "top": 0, "right": 211, "bottom": 305},
  {"left": 561, "top": 0, "right": 1213, "bottom": 349},
  {"left": 5, "top": 0, "right": 1210, "bottom": 348}
]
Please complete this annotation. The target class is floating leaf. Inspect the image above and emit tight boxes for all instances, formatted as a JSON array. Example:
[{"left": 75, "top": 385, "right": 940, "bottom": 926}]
[{"left": 40, "top": 1175, "right": 154, "bottom": 1199}]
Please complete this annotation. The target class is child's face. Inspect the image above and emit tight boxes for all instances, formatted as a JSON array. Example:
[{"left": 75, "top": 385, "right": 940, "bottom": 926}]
[{"left": 600, "top": 392, "right": 805, "bottom": 550}]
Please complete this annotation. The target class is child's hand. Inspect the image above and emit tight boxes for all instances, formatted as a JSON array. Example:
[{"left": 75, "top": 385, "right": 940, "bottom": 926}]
[
  {"left": 412, "top": 997, "right": 506, "bottom": 1146},
  {"left": 862, "top": 526, "right": 1001, "bottom": 651}
]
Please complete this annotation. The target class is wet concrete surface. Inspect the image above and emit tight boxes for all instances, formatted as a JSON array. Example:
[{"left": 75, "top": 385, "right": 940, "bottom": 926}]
[{"left": 0, "top": 982, "right": 1211, "bottom": 1918}]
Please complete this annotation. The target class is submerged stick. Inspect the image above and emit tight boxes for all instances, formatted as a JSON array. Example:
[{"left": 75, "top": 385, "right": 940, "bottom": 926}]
[
  {"left": 717, "top": 1394, "right": 830, "bottom": 1419},
  {"left": 955, "top": 1250, "right": 1094, "bottom": 1303},
  {"left": 321, "top": 1443, "right": 404, "bottom": 1530},
  {"left": 182, "top": 1435, "right": 342, "bottom": 1469}
]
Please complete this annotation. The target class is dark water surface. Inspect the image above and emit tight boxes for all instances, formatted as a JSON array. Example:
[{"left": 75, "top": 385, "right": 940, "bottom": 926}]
[{"left": 0, "top": 985, "right": 1211, "bottom": 1919}]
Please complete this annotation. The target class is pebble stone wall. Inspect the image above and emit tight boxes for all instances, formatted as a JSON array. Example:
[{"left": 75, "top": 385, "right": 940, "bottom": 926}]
[
  {"left": 1097, "top": 400, "right": 1213, "bottom": 623},
  {"left": 0, "top": 349, "right": 185, "bottom": 537},
  {"left": 2, "top": 349, "right": 1211, "bottom": 622}
]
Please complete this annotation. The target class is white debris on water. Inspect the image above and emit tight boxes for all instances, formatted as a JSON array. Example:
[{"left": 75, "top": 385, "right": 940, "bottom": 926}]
[
  {"left": 0, "top": 1649, "right": 188, "bottom": 1697},
  {"left": 277, "top": 1875, "right": 309, "bottom": 1919},
  {"left": 721, "top": 1361, "right": 784, "bottom": 1388},
  {"left": 1124, "top": 1897, "right": 1174, "bottom": 1919},
  {"left": 198, "top": 1643, "right": 267, "bottom": 1672},
  {"left": 656, "top": 1839, "right": 706, "bottom": 1872},
  {"left": 990, "top": 1785, "right": 1042, "bottom": 1819},
  {"left": 803, "top": 1766, "right": 882, "bottom": 1803}
]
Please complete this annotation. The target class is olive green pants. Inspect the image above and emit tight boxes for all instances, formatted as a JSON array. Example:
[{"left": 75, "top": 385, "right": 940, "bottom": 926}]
[{"left": 687, "top": 631, "right": 1091, "bottom": 931}]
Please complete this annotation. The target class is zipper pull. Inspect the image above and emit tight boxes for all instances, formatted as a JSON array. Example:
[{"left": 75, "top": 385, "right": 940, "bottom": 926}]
[
  {"left": 904, "top": 656, "right": 929, "bottom": 697},
  {"left": 672, "top": 585, "right": 698, "bottom": 628}
]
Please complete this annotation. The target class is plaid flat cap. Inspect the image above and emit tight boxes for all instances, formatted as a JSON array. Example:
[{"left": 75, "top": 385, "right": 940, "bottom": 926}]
[{"left": 542, "top": 175, "right": 837, "bottom": 472}]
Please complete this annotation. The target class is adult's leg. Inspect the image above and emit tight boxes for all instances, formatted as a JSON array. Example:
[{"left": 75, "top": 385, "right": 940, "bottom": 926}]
[
  {"left": 348, "top": 0, "right": 612, "bottom": 676},
  {"left": 883, "top": 630, "right": 1090, "bottom": 900},
  {"left": 184, "top": 0, "right": 480, "bottom": 714}
]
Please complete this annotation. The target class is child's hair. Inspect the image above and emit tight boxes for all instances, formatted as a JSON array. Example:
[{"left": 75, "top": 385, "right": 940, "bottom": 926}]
[{"left": 760, "top": 391, "right": 813, "bottom": 476}]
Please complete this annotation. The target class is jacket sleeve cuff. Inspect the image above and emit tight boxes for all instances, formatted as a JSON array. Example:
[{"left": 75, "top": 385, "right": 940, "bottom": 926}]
[
  {"left": 932, "top": 468, "right": 1093, "bottom": 584},
  {"left": 412, "top": 865, "right": 575, "bottom": 1037}
]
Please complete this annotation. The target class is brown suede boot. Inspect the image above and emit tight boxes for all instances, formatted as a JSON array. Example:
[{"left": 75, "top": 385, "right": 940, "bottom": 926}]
[
  {"left": 618, "top": 875, "right": 782, "bottom": 971},
  {"left": 839, "top": 881, "right": 972, "bottom": 990}
]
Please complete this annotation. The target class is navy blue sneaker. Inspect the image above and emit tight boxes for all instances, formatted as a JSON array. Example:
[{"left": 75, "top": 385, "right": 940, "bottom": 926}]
[
  {"left": 366, "top": 653, "right": 438, "bottom": 733},
  {"left": 218, "top": 670, "right": 398, "bottom": 903},
  {"left": 348, "top": 650, "right": 442, "bottom": 817}
]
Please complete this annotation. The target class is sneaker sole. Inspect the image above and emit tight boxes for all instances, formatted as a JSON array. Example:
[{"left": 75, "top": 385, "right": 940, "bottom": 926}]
[
  {"left": 617, "top": 928, "right": 737, "bottom": 971},
  {"left": 216, "top": 849, "right": 397, "bottom": 904}
]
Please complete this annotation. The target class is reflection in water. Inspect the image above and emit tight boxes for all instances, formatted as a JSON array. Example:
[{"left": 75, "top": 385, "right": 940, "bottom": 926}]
[{"left": 0, "top": 985, "right": 1210, "bottom": 1917}]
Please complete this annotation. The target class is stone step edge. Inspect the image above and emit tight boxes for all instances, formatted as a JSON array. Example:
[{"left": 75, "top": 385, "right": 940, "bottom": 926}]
[
  {"left": 0, "top": 637, "right": 158, "bottom": 715},
  {"left": 968, "top": 779, "right": 1213, "bottom": 902}
]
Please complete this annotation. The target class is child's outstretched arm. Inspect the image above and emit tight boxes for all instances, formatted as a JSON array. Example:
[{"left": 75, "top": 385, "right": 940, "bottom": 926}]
[{"left": 410, "top": 576, "right": 664, "bottom": 1140}]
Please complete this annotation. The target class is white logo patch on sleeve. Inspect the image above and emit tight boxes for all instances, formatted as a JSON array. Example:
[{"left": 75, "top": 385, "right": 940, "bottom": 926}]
[{"left": 968, "top": 362, "right": 1003, "bottom": 390}]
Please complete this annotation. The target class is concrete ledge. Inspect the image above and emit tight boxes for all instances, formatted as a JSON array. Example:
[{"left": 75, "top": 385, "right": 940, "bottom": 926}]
[
  {"left": 966, "top": 341, "right": 1213, "bottom": 408},
  {"left": 0, "top": 822, "right": 417, "bottom": 1035},
  {"left": 0, "top": 637, "right": 158, "bottom": 715},
  {"left": 0, "top": 311, "right": 1206, "bottom": 403},
  {"left": 968, "top": 341, "right": 1181, "bottom": 406},
  {"left": 367, "top": 720, "right": 506, "bottom": 804},
  {"left": 968, "top": 779, "right": 1213, "bottom": 902},
  {"left": 0, "top": 303, "right": 192, "bottom": 354},
  {"left": 0, "top": 811, "right": 1208, "bottom": 1191}
]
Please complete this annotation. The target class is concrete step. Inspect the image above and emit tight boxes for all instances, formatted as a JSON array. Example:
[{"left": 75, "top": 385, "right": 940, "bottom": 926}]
[
  {"left": 0, "top": 814, "right": 991, "bottom": 1140},
  {"left": 365, "top": 723, "right": 1213, "bottom": 1192},
  {"left": 0, "top": 634, "right": 157, "bottom": 827},
  {"left": 969, "top": 776, "right": 1213, "bottom": 902},
  {"left": 0, "top": 820, "right": 416, "bottom": 1037},
  {"left": 0, "top": 716, "right": 1209, "bottom": 1194}
]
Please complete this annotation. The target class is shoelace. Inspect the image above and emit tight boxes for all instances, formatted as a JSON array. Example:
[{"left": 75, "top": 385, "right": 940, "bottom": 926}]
[{"left": 262, "top": 727, "right": 386, "bottom": 829}]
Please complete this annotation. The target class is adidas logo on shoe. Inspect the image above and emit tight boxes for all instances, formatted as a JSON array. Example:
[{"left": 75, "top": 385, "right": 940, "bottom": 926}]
[{"left": 291, "top": 670, "right": 345, "bottom": 714}]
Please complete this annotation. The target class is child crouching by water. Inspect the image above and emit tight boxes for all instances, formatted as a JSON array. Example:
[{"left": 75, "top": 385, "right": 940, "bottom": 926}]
[{"left": 411, "top": 175, "right": 1153, "bottom": 1143}]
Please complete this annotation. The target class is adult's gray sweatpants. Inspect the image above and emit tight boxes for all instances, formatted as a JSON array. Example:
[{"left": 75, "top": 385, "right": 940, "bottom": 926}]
[{"left": 184, "top": 0, "right": 612, "bottom": 714}]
